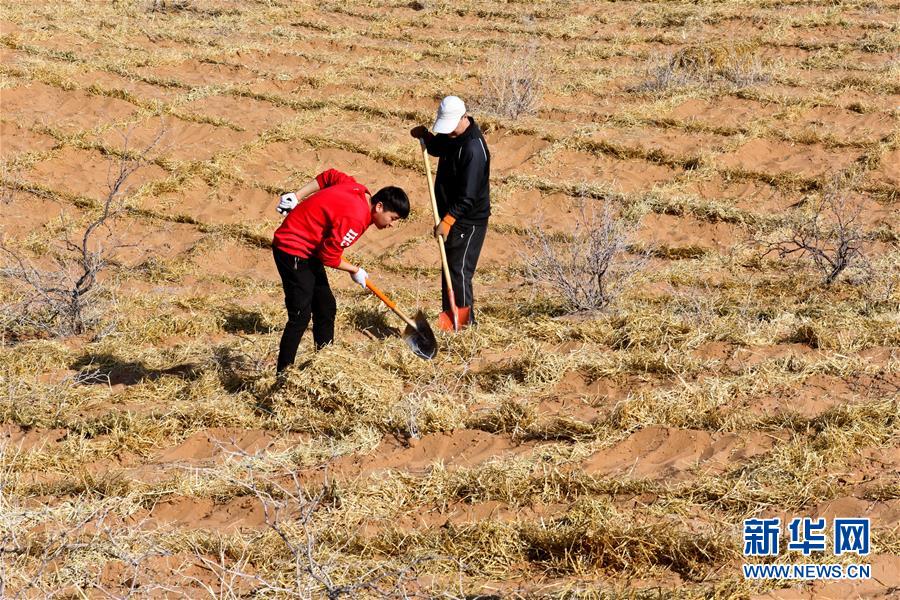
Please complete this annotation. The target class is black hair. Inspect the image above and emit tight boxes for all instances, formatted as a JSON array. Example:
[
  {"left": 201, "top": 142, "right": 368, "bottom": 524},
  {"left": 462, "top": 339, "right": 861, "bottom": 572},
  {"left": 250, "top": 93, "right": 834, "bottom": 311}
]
[{"left": 371, "top": 186, "right": 410, "bottom": 219}]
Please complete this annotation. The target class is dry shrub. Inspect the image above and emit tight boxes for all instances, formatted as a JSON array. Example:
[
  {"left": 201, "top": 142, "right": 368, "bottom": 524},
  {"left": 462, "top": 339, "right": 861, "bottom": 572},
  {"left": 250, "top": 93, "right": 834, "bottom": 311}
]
[
  {"left": 265, "top": 346, "right": 403, "bottom": 436},
  {"left": 1, "top": 206, "right": 122, "bottom": 340},
  {"left": 201, "top": 473, "right": 445, "bottom": 598},
  {"left": 1, "top": 130, "right": 163, "bottom": 340},
  {"left": 476, "top": 41, "right": 542, "bottom": 120},
  {"left": 759, "top": 174, "right": 869, "bottom": 286},
  {"left": 634, "top": 42, "right": 770, "bottom": 93},
  {"left": 522, "top": 197, "right": 644, "bottom": 314}
]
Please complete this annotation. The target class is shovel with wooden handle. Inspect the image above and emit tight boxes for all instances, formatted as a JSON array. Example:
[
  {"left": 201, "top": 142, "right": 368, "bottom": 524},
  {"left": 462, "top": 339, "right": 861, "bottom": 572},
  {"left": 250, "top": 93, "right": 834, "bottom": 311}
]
[
  {"left": 419, "top": 138, "right": 470, "bottom": 331},
  {"left": 365, "top": 279, "right": 437, "bottom": 359}
]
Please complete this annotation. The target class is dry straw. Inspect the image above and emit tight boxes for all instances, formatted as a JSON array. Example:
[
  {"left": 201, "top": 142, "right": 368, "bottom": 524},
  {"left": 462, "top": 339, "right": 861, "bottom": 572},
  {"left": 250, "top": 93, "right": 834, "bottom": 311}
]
[
  {"left": 265, "top": 346, "right": 403, "bottom": 436},
  {"left": 634, "top": 42, "right": 771, "bottom": 94}
]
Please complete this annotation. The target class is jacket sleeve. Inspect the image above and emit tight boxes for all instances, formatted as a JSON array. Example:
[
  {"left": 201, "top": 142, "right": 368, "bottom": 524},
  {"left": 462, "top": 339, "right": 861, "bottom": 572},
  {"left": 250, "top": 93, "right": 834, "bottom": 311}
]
[
  {"left": 447, "top": 140, "right": 488, "bottom": 221},
  {"left": 423, "top": 134, "right": 449, "bottom": 157},
  {"left": 316, "top": 169, "right": 353, "bottom": 189}
]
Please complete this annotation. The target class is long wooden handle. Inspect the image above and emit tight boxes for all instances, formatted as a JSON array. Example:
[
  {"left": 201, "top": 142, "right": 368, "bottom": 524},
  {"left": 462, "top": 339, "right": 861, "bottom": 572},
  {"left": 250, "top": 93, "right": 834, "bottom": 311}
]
[
  {"left": 366, "top": 279, "right": 417, "bottom": 329},
  {"left": 419, "top": 139, "right": 459, "bottom": 317},
  {"left": 420, "top": 139, "right": 442, "bottom": 228}
]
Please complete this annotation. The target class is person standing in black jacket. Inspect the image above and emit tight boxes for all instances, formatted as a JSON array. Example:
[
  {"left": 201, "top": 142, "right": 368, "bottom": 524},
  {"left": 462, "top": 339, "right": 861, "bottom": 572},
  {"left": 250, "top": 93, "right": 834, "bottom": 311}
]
[{"left": 411, "top": 96, "right": 490, "bottom": 326}]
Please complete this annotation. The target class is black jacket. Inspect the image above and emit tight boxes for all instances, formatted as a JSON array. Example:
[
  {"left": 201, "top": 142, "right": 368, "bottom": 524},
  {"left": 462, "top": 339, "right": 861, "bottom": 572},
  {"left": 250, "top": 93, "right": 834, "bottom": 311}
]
[{"left": 423, "top": 117, "right": 490, "bottom": 225}]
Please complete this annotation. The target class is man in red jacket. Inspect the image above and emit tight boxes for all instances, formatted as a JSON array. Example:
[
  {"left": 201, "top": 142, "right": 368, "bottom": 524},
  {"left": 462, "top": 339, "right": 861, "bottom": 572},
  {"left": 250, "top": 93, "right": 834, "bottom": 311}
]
[{"left": 272, "top": 168, "right": 409, "bottom": 373}]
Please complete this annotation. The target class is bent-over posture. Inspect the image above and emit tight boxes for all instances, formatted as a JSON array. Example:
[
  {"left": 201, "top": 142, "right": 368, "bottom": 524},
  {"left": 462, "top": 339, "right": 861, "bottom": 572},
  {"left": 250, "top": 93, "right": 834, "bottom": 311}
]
[{"left": 272, "top": 169, "right": 409, "bottom": 372}]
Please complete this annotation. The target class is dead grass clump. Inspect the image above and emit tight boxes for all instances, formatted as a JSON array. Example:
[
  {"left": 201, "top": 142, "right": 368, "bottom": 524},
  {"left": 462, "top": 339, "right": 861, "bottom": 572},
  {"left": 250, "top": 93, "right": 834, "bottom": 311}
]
[
  {"left": 631, "top": 5, "right": 704, "bottom": 28},
  {"left": 645, "top": 244, "right": 708, "bottom": 260},
  {"left": 610, "top": 378, "right": 738, "bottom": 432},
  {"left": 413, "top": 459, "right": 551, "bottom": 507},
  {"left": 608, "top": 307, "right": 695, "bottom": 350},
  {"left": 857, "top": 31, "right": 899, "bottom": 53},
  {"left": 114, "top": 298, "right": 228, "bottom": 343},
  {"left": 148, "top": 0, "right": 190, "bottom": 12},
  {"left": 386, "top": 390, "right": 467, "bottom": 440},
  {"left": 146, "top": 369, "right": 260, "bottom": 426},
  {"left": 699, "top": 401, "right": 897, "bottom": 511},
  {"left": 357, "top": 520, "right": 524, "bottom": 575},
  {"left": 634, "top": 42, "right": 770, "bottom": 94},
  {"left": 475, "top": 41, "right": 542, "bottom": 120},
  {"left": 466, "top": 398, "right": 597, "bottom": 442},
  {"left": 0, "top": 338, "right": 70, "bottom": 377},
  {"left": 527, "top": 416, "right": 597, "bottom": 442},
  {"left": 133, "top": 255, "right": 192, "bottom": 283},
  {"left": 864, "top": 482, "right": 900, "bottom": 501},
  {"left": 264, "top": 346, "right": 403, "bottom": 436},
  {"left": 0, "top": 370, "right": 112, "bottom": 431},
  {"left": 338, "top": 496, "right": 737, "bottom": 580},
  {"left": 31, "top": 469, "right": 135, "bottom": 498},
  {"left": 466, "top": 398, "right": 536, "bottom": 437},
  {"left": 474, "top": 341, "right": 574, "bottom": 393},
  {"left": 860, "top": 248, "right": 900, "bottom": 312},
  {"left": 779, "top": 323, "right": 821, "bottom": 348},
  {"left": 523, "top": 197, "right": 644, "bottom": 314},
  {"left": 520, "top": 499, "right": 735, "bottom": 578},
  {"left": 808, "top": 398, "right": 898, "bottom": 458}
]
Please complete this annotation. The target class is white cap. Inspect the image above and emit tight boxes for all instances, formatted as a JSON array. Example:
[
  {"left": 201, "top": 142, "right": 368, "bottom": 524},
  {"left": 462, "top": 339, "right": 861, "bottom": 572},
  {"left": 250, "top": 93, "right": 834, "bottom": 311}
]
[{"left": 432, "top": 96, "right": 466, "bottom": 134}]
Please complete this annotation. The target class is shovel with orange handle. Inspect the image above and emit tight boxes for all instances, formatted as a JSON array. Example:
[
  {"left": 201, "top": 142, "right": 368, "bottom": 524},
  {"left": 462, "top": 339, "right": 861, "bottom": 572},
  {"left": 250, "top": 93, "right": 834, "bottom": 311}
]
[
  {"left": 365, "top": 278, "right": 437, "bottom": 359},
  {"left": 419, "top": 139, "right": 470, "bottom": 331}
]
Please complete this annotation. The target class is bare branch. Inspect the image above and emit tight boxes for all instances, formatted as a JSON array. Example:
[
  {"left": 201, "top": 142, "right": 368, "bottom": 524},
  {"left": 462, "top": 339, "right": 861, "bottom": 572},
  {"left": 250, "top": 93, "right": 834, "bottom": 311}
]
[
  {"left": 758, "top": 173, "right": 869, "bottom": 286},
  {"left": 522, "top": 192, "right": 645, "bottom": 313},
  {"left": 0, "top": 126, "right": 165, "bottom": 339}
]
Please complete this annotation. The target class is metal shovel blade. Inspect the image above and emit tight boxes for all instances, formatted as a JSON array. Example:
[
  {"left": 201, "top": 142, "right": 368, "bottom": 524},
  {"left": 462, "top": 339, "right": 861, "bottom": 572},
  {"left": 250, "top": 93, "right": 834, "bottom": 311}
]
[{"left": 402, "top": 310, "right": 438, "bottom": 359}]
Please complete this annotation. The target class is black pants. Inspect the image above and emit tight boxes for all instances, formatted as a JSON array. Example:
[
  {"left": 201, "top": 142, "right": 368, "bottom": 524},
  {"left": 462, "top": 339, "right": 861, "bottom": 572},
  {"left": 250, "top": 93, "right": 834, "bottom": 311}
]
[
  {"left": 442, "top": 222, "right": 487, "bottom": 322},
  {"left": 273, "top": 247, "right": 337, "bottom": 373}
]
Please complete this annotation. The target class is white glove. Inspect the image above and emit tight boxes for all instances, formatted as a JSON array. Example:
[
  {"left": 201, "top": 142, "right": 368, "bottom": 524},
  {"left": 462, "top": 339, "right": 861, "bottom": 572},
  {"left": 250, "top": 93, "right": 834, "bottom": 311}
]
[
  {"left": 351, "top": 268, "right": 368, "bottom": 289},
  {"left": 276, "top": 192, "right": 298, "bottom": 215}
]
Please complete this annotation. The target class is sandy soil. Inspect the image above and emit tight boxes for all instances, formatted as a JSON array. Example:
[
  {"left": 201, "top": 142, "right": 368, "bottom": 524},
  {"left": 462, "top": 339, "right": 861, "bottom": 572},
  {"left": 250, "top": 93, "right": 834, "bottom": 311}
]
[{"left": 1, "top": 1, "right": 898, "bottom": 598}]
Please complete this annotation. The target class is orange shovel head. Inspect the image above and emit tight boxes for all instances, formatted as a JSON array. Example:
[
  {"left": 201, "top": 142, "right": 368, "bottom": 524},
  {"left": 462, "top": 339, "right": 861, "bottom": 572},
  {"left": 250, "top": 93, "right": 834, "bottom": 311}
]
[{"left": 437, "top": 306, "right": 471, "bottom": 332}]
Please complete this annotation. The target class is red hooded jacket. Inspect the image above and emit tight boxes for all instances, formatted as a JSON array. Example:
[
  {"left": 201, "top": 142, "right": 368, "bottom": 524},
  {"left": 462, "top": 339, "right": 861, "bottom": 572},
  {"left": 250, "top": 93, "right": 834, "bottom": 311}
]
[{"left": 272, "top": 169, "right": 372, "bottom": 268}]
